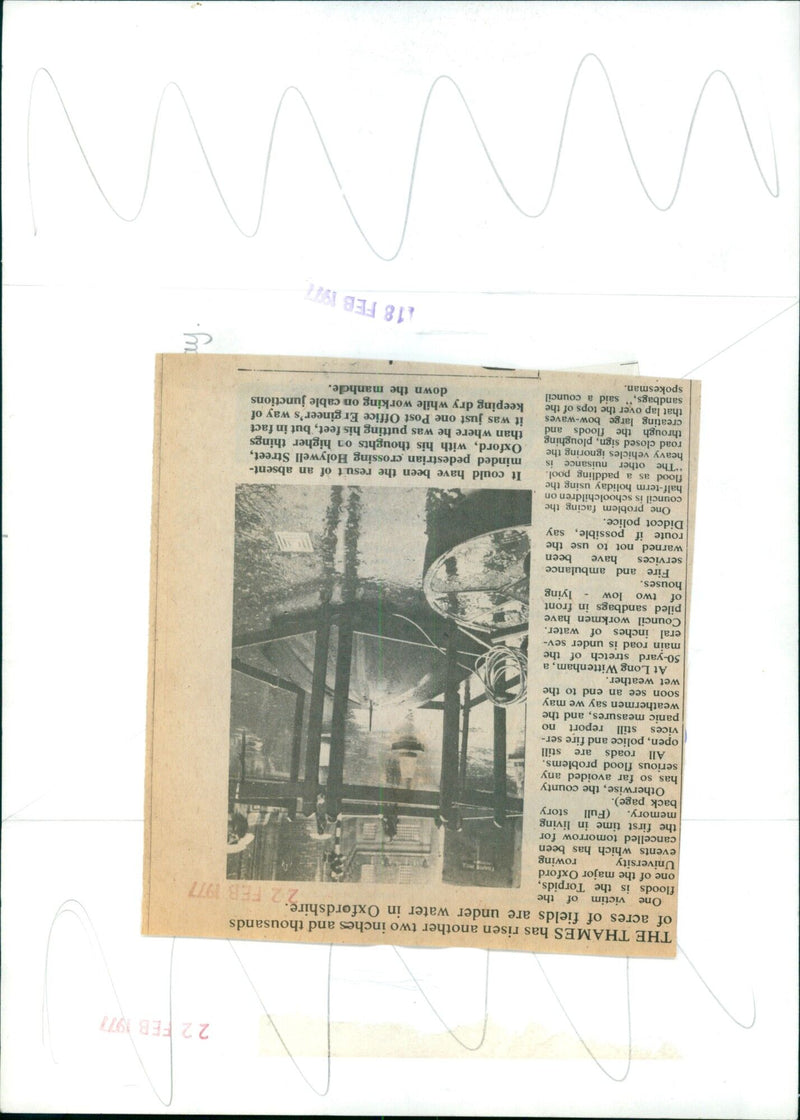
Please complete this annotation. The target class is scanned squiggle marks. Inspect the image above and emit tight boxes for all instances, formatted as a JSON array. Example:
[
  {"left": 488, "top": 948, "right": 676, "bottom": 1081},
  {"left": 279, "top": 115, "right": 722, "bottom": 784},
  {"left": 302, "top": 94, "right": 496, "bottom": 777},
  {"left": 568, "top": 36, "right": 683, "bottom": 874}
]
[
  {"left": 535, "top": 955, "right": 632, "bottom": 1082},
  {"left": 680, "top": 299, "right": 798, "bottom": 378},
  {"left": 41, "top": 900, "right": 760, "bottom": 1102},
  {"left": 228, "top": 940, "right": 332, "bottom": 1097},
  {"left": 26, "top": 55, "right": 779, "bottom": 256},
  {"left": 42, "top": 902, "right": 331, "bottom": 1101},
  {"left": 678, "top": 945, "right": 756, "bottom": 1029},
  {"left": 42, "top": 899, "right": 175, "bottom": 1107},
  {"left": 392, "top": 946, "right": 490, "bottom": 1052},
  {"left": 2, "top": 792, "right": 48, "bottom": 824}
]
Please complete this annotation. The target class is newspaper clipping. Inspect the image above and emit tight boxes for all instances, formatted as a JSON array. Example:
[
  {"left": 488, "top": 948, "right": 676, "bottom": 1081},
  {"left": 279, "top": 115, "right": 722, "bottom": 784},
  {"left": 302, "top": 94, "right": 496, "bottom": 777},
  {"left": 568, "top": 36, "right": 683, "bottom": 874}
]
[{"left": 144, "top": 355, "right": 699, "bottom": 958}]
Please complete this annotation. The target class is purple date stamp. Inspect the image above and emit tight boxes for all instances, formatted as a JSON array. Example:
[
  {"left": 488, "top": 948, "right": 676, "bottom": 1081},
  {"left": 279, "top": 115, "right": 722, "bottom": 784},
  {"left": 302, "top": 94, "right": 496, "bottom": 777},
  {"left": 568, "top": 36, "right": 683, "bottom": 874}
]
[{"left": 304, "top": 283, "right": 414, "bottom": 324}]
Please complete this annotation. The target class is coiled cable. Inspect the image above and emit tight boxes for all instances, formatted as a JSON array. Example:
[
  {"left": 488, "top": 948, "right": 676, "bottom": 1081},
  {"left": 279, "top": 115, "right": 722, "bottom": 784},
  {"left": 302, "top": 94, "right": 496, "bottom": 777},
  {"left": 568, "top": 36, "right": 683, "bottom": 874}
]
[{"left": 474, "top": 644, "right": 528, "bottom": 706}]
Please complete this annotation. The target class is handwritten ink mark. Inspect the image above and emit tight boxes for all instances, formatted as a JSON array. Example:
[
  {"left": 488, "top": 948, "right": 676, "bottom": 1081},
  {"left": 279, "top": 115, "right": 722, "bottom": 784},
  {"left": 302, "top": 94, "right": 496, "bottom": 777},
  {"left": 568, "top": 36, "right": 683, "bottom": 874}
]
[
  {"left": 27, "top": 57, "right": 779, "bottom": 257},
  {"left": 183, "top": 328, "right": 213, "bottom": 352},
  {"left": 392, "top": 947, "right": 490, "bottom": 1052}
]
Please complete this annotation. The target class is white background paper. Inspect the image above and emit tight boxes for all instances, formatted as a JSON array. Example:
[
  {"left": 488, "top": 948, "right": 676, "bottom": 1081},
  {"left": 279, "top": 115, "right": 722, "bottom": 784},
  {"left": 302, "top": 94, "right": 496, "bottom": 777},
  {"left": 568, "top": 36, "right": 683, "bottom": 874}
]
[{"left": 2, "top": 2, "right": 797, "bottom": 1115}]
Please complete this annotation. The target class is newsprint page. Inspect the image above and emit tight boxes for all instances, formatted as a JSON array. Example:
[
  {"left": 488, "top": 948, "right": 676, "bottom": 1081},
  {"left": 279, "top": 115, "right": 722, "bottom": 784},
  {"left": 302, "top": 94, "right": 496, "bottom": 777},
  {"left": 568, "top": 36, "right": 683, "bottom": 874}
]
[{"left": 144, "top": 355, "right": 699, "bottom": 960}]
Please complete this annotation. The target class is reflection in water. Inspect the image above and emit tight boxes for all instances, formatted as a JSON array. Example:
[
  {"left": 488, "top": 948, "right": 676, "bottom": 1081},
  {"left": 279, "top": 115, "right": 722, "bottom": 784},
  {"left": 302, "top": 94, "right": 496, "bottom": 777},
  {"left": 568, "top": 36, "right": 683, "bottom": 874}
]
[
  {"left": 348, "top": 631, "right": 452, "bottom": 714},
  {"left": 229, "top": 485, "right": 530, "bottom": 890},
  {"left": 389, "top": 728, "right": 425, "bottom": 789},
  {"left": 424, "top": 526, "right": 531, "bottom": 633},
  {"left": 229, "top": 674, "right": 298, "bottom": 779},
  {"left": 344, "top": 705, "right": 442, "bottom": 792},
  {"left": 342, "top": 487, "right": 362, "bottom": 600},
  {"left": 319, "top": 486, "right": 345, "bottom": 604}
]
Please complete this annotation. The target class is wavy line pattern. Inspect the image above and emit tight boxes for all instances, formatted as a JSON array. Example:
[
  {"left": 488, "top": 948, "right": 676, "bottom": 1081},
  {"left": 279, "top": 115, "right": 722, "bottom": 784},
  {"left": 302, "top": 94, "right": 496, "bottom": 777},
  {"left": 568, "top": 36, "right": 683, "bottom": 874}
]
[
  {"left": 393, "top": 945, "right": 490, "bottom": 1052},
  {"left": 26, "top": 55, "right": 779, "bottom": 257},
  {"left": 41, "top": 898, "right": 757, "bottom": 1105},
  {"left": 43, "top": 899, "right": 175, "bottom": 1107}
]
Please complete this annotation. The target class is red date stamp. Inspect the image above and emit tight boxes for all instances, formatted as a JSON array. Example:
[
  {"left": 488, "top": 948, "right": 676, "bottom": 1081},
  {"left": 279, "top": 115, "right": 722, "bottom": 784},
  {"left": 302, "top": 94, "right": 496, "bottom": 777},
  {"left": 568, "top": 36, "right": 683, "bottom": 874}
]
[
  {"left": 188, "top": 881, "right": 299, "bottom": 903},
  {"left": 99, "top": 1017, "right": 209, "bottom": 1039}
]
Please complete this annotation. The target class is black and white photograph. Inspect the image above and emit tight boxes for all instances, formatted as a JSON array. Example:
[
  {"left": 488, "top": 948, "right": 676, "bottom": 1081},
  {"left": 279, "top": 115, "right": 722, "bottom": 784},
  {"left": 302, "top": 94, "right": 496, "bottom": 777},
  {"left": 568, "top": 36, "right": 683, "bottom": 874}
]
[{"left": 227, "top": 485, "right": 531, "bottom": 888}]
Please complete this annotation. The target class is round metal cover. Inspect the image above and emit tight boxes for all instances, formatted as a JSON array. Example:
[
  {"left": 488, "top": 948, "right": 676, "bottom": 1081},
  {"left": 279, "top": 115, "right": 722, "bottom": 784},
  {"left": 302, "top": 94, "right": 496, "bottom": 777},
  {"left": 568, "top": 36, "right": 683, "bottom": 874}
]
[{"left": 422, "top": 525, "right": 531, "bottom": 633}]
